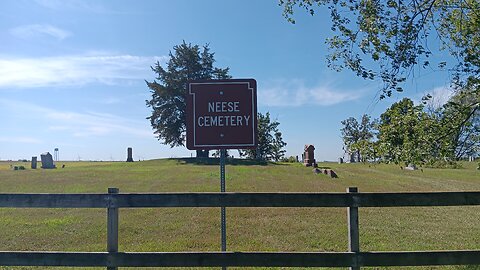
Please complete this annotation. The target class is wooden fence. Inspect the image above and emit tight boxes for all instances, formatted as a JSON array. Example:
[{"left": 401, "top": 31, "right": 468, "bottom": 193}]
[{"left": 1, "top": 187, "right": 480, "bottom": 269}]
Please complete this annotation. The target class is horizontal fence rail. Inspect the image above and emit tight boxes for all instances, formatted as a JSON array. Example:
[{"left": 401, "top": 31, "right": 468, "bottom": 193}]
[
  {"left": 1, "top": 191, "right": 480, "bottom": 208},
  {"left": 1, "top": 251, "right": 480, "bottom": 267},
  {"left": 1, "top": 189, "right": 480, "bottom": 269}
]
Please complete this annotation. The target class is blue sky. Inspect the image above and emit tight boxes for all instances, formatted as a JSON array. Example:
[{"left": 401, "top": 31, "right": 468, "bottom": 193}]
[{"left": 0, "top": 0, "right": 453, "bottom": 161}]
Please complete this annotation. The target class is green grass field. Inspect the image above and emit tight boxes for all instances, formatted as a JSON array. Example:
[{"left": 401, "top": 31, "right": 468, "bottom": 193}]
[{"left": 0, "top": 159, "right": 479, "bottom": 270}]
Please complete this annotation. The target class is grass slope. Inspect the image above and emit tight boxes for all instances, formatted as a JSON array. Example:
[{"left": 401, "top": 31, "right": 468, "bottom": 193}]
[{"left": 0, "top": 159, "right": 479, "bottom": 270}]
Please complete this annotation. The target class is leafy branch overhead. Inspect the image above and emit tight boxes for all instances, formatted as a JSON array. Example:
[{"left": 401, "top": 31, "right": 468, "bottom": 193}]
[{"left": 280, "top": 0, "right": 480, "bottom": 99}]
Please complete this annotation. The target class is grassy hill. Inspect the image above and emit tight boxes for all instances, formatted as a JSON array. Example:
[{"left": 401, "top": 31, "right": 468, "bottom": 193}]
[{"left": 0, "top": 159, "right": 479, "bottom": 269}]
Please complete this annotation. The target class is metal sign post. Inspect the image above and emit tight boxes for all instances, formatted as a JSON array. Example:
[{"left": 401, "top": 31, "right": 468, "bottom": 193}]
[{"left": 220, "top": 149, "right": 227, "bottom": 270}]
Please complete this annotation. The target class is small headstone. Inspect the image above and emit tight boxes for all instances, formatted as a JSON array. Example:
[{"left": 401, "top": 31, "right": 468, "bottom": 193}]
[
  {"left": 40, "top": 152, "right": 55, "bottom": 169},
  {"left": 327, "top": 169, "right": 338, "bottom": 178},
  {"left": 405, "top": 164, "right": 417, "bottom": 170},
  {"left": 31, "top": 156, "right": 37, "bottom": 169},
  {"left": 314, "top": 168, "right": 339, "bottom": 178},
  {"left": 126, "top": 147, "right": 134, "bottom": 162}
]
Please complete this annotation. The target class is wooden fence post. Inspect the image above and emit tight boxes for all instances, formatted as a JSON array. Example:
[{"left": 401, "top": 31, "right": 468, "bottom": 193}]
[
  {"left": 347, "top": 187, "right": 360, "bottom": 270},
  {"left": 107, "top": 188, "right": 119, "bottom": 270}
]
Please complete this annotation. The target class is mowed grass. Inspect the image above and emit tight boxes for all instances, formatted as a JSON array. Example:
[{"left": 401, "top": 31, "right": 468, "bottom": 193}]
[{"left": 0, "top": 159, "right": 479, "bottom": 270}]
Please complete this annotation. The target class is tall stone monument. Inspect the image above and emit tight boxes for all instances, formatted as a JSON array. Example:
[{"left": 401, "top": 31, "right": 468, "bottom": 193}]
[
  {"left": 31, "top": 156, "right": 37, "bottom": 169},
  {"left": 40, "top": 152, "right": 55, "bottom": 169},
  {"left": 303, "top": 145, "right": 316, "bottom": 167},
  {"left": 126, "top": 147, "right": 134, "bottom": 162}
]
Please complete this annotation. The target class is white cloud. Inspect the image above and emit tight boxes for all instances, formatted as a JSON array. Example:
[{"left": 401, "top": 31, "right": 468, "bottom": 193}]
[
  {"left": 0, "top": 54, "right": 167, "bottom": 88},
  {"left": 0, "top": 98, "right": 152, "bottom": 139},
  {"left": 47, "top": 111, "right": 153, "bottom": 138},
  {"left": 259, "top": 80, "right": 364, "bottom": 107},
  {"left": 10, "top": 24, "right": 71, "bottom": 40},
  {"left": 418, "top": 86, "right": 454, "bottom": 109},
  {"left": 34, "top": 0, "right": 108, "bottom": 13},
  {"left": 0, "top": 136, "right": 43, "bottom": 144},
  {"left": 102, "top": 97, "right": 123, "bottom": 105}
]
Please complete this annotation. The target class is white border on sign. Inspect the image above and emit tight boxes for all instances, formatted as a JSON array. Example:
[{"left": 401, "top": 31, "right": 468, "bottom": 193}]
[{"left": 189, "top": 81, "right": 256, "bottom": 148}]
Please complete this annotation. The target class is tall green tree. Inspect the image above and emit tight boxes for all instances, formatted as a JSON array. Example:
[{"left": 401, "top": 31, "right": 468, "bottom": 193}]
[
  {"left": 340, "top": 114, "right": 375, "bottom": 162},
  {"left": 240, "top": 112, "right": 287, "bottom": 161},
  {"left": 440, "top": 89, "right": 480, "bottom": 159},
  {"left": 376, "top": 98, "right": 440, "bottom": 165},
  {"left": 145, "top": 42, "right": 230, "bottom": 157}
]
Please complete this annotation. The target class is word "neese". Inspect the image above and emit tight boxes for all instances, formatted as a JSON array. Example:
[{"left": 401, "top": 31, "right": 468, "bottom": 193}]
[{"left": 208, "top": 101, "right": 240, "bottom": 113}]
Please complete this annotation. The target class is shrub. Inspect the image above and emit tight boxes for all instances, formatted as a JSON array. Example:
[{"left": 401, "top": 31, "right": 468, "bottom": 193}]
[
  {"left": 424, "top": 160, "right": 463, "bottom": 169},
  {"left": 281, "top": 156, "right": 298, "bottom": 163}
]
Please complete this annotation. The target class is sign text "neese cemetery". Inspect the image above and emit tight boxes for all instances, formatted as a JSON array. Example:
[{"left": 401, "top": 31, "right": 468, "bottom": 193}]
[
  {"left": 186, "top": 79, "right": 257, "bottom": 150},
  {"left": 197, "top": 102, "right": 251, "bottom": 127}
]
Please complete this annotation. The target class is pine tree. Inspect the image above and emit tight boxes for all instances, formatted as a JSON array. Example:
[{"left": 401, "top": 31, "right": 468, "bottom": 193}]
[{"left": 145, "top": 42, "right": 230, "bottom": 157}]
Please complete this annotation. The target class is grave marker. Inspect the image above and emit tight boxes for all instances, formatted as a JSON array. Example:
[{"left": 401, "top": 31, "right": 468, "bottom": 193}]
[
  {"left": 40, "top": 152, "right": 55, "bottom": 169},
  {"left": 31, "top": 156, "right": 37, "bottom": 169}
]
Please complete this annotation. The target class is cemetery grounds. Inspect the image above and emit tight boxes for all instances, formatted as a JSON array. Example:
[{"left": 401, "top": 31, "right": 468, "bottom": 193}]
[{"left": 0, "top": 159, "right": 479, "bottom": 270}]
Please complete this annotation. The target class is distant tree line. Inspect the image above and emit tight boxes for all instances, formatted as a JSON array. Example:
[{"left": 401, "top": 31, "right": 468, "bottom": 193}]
[{"left": 341, "top": 90, "right": 479, "bottom": 166}]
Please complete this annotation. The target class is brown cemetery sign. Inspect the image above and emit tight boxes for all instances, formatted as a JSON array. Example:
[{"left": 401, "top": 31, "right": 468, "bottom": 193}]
[{"left": 186, "top": 79, "right": 257, "bottom": 150}]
